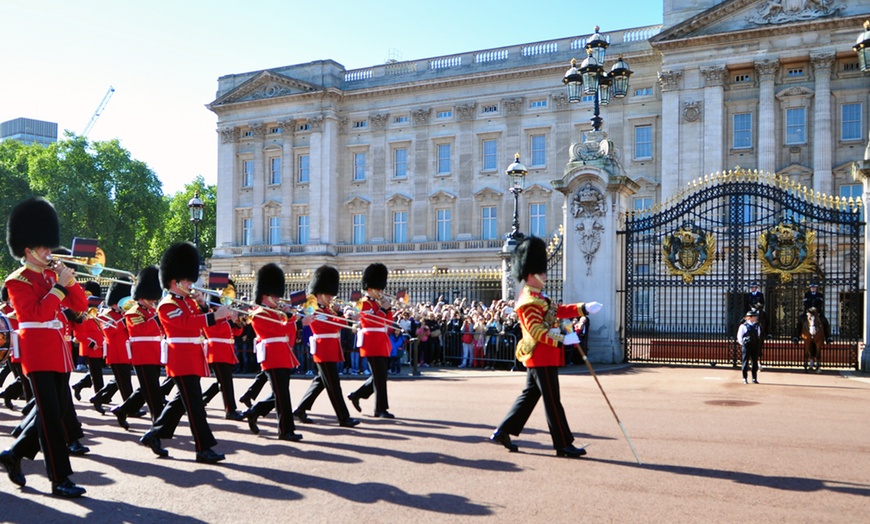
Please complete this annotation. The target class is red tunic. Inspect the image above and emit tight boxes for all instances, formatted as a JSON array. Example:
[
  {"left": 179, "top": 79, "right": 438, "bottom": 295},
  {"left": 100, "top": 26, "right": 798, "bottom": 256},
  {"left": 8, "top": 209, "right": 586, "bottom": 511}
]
[
  {"left": 356, "top": 296, "right": 393, "bottom": 358},
  {"left": 308, "top": 304, "right": 348, "bottom": 364},
  {"left": 516, "top": 285, "right": 585, "bottom": 368},
  {"left": 125, "top": 302, "right": 163, "bottom": 366},
  {"left": 157, "top": 293, "right": 212, "bottom": 378},
  {"left": 204, "top": 317, "right": 241, "bottom": 365},
  {"left": 73, "top": 315, "right": 106, "bottom": 359},
  {"left": 4, "top": 263, "right": 88, "bottom": 375},
  {"left": 251, "top": 307, "right": 298, "bottom": 371},
  {"left": 101, "top": 308, "right": 131, "bottom": 365}
]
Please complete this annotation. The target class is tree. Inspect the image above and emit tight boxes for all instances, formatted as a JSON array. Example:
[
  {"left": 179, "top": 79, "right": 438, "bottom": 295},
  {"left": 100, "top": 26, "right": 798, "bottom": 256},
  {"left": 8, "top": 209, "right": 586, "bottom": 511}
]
[
  {"left": 0, "top": 140, "right": 36, "bottom": 276},
  {"left": 150, "top": 176, "right": 217, "bottom": 263}
]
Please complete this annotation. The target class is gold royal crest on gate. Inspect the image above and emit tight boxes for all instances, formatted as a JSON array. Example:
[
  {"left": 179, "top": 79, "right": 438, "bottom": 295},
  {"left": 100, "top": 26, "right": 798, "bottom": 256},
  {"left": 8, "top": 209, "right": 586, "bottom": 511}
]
[
  {"left": 661, "top": 222, "right": 717, "bottom": 283},
  {"left": 757, "top": 217, "right": 816, "bottom": 283}
]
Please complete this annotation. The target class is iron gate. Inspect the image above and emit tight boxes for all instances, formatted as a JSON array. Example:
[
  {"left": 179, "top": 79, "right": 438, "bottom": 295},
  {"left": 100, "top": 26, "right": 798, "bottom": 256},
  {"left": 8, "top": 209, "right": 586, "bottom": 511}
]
[{"left": 621, "top": 170, "right": 863, "bottom": 369}]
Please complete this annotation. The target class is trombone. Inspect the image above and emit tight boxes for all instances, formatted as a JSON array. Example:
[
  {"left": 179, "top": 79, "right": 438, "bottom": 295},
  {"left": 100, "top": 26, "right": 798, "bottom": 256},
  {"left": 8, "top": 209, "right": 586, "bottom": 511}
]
[
  {"left": 280, "top": 294, "right": 359, "bottom": 330},
  {"left": 50, "top": 248, "right": 137, "bottom": 285},
  {"left": 191, "top": 284, "right": 296, "bottom": 326},
  {"left": 332, "top": 297, "right": 406, "bottom": 332}
]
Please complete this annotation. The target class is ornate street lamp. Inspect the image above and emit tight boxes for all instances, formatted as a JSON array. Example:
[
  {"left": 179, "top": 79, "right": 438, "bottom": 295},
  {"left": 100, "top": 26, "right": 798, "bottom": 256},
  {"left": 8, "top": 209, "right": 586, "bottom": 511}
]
[
  {"left": 187, "top": 191, "right": 205, "bottom": 252},
  {"left": 562, "top": 26, "right": 633, "bottom": 132},
  {"left": 505, "top": 153, "right": 528, "bottom": 241},
  {"left": 855, "top": 20, "right": 870, "bottom": 161}
]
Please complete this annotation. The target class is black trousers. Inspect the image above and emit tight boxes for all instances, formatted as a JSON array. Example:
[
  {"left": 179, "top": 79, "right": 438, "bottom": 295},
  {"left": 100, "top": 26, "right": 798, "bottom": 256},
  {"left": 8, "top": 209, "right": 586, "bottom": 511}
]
[
  {"left": 741, "top": 344, "right": 760, "bottom": 380},
  {"left": 92, "top": 363, "right": 134, "bottom": 405},
  {"left": 249, "top": 368, "right": 295, "bottom": 435},
  {"left": 495, "top": 366, "right": 575, "bottom": 450},
  {"left": 208, "top": 362, "right": 238, "bottom": 414},
  {"left": 73, "top": 356, "right": 105, "bottom": 393},
  {"left": 150, "top": 375, "right": 217, "bottom": 452},
  {"left": 1, "top": 361, "right": 32, "bottom": 402},
  {"left": 115, "top": 365, "right": 167, "bottom": 421},
  {"left": 351, "top": 356, "right": 389, "bottom": 413},
  {"left": 296, "top": 362, "right": 351, "bottom": 422},
  {"left": 10, "top": 372, "right": 83, "bottom": 482},
  {"left": 241, "top": 369, "right": 268, "bottom": 402}
]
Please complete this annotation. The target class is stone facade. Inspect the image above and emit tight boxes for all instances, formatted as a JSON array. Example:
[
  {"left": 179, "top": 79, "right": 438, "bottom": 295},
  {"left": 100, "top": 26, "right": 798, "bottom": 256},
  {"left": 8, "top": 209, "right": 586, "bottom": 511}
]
[{"left": 208, "top": 1, "right": 870, "bottom": 361}]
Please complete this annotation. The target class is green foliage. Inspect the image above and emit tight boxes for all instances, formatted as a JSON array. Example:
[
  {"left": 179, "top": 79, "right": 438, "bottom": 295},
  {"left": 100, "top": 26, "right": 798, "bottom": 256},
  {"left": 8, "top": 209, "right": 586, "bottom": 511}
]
[{"left": 0, "top": 133, "right": 216, "bottom": 280}]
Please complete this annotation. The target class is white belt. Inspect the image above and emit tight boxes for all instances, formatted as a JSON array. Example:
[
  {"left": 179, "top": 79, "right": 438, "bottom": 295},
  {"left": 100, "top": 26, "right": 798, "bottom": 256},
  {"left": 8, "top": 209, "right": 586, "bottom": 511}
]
[
  {"left": 161, "top": 337, "right": 206, "bottom": 364},
  {"left": 255, "top": 336, "right": 290, "bottom": 363},
  {"left": 18, "top": 320, "right": 64, "bottom": 330},
  {"left": 129, "top": 336, "right": 162, "bottom": 343},
  {"left": 356, "top": 327, "right": 387, "bottom": 348},
  {"left": 207, "top": 338, "right": 235, "bottom": 345},
  {"left": 361, "top": 327, "right": 388, "bottom": 334},
  {"left": 310, "top": 333, "right": 339, "bottom": 355}
]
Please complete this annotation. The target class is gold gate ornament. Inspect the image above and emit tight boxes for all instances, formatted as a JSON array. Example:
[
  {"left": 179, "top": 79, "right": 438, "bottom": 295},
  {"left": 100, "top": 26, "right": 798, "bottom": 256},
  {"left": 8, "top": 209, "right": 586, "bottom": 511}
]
[
  {"left": 661, "top": 222, "right": 717, "bottom": 283},
  {"left": 757, "top": 217, "right": 816, "bottom": 283}
]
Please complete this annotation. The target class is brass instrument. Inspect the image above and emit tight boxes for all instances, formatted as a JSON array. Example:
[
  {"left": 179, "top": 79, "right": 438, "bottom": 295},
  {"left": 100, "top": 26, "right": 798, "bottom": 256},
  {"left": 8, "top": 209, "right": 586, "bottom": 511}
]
[
  {"left": 280, "top": 294, "right": 358, "bottom": 330},
  {"left": 50, "top": 247, "right": 137, "bottom": 285},
  {"left": 191, "top": 284, "right": 290, "bottom": 325},
  {"left": 331, "top": 297, "right": 405, "bottom": 332}
]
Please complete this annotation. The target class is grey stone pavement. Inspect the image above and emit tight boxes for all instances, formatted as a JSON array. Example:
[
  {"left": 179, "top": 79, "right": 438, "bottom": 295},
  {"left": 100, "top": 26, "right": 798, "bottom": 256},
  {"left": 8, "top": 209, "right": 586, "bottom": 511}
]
[{"left": 1, "top": 363, "right": 868, "bottom": 523}]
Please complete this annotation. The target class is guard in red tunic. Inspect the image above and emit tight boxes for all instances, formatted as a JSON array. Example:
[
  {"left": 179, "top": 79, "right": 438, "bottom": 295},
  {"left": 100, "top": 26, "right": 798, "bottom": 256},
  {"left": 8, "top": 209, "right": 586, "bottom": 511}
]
[
  {"left": 111, "top": 266, "right": 170, "bottom": 429},
  {"left": 347, "top": 263, "right": 395, "bottom": 418},
  {"left": 0, "top": 197, "right": 88, "bottom": 497},
  {"left": 294, "top": 266, "right": 360, "bottom": 427},
  {"left": 0, "top": 285, "right": 28, "bottom": 409},
  {"left": 91, "top": 280, "right": 134, "bottom": 409},
  {"left": 490, "top": 236, "right": 602, "bottom": 458},
  {"left": 139, "top": 242, "right": 230, "bottom": 463},
  {"left": 198, "top": 282, "right": 245, "bottom": 421},
  {"left": 71, "top": 281, "right": 107, "bottom": 410},
  {"left": 242, "top": 263, "right": 302, "bottom": 441}
]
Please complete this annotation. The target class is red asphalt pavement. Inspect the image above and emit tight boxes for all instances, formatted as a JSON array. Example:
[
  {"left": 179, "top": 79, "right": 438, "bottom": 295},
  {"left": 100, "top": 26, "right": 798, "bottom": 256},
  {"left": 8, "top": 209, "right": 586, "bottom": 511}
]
[{"left": 1, "top": 364, "right": 868, "bottom": 523}]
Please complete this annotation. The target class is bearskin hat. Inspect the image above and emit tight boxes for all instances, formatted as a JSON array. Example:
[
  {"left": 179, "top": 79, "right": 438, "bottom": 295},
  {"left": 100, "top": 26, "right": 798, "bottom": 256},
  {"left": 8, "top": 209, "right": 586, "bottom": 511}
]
[
  {"left": 133, "top": 266, "right": 162, "bottom": 301},
  {"left": 361, "top": 263, "right": 388, "bottom": 291},
  {"left": 6, "top": 197, "right": 61, "bottom": 259},
  {"left": 159, "top": 242, "right": 200, "bottom": 290},
  {"left": 0, "top": 285, "right": 8, "bottom": 303},
  {"left": 107, "top": 280, "right": 133, "bottom": 306},
  {"left": 255, "top": 263, "right": 285, "bottom": 305},
  {"left": 83, "top": 281, "right": 103, "bottom": 300},
  {"left": 308, "top": 265, "right": 340, "bottom": 296},
  {"left": 512, "top": 236, "right": 548, "bottom": 282}
]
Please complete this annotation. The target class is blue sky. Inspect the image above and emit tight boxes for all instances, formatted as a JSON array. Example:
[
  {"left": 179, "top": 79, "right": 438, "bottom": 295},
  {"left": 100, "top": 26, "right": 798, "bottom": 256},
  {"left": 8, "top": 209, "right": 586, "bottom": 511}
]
[{"left": 0, "top": 0, "right": 662, "bottom": 194}]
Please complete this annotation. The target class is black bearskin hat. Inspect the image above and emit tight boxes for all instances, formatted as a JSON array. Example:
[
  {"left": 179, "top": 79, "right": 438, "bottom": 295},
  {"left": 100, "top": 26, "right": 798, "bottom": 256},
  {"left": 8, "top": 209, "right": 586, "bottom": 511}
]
[
  {"left": 133, "top": 266, "right": 162, "bottom": 301},
  {"left": 107, "top": 280, "right": 133, "bottom": 306},
  {"left": 159, "top": 242, "right": 200, "bottom": 290},
  {"left": 308, "top": 265, "right": 340, "bottom": 296},
  {"left": 6, "top": 197, "right": 60, "bottom": 259},
  {"left": 361, "top": 263, "right": 388, "bottom": 291},
  {"left": 255, "top": 263, "right": 285, "bottom": 305},
  {"left": 512, "top": 236, "right": 548, "bottom": 282},
  {"left": 83, "top": 281, "right": 103, "bottom": 300}
]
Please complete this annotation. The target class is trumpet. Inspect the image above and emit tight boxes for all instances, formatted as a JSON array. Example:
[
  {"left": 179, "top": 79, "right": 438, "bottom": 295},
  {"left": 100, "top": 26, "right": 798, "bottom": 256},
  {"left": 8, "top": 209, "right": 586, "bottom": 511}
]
[
  {"left": 50, "top": 250, "right": 136, "bottom": 285},
  {"left": 332, "top": 298, "right": 406, "bottom": 332},
  {"left": 191, "top": 284, "right": 291, "bottom": 325}
]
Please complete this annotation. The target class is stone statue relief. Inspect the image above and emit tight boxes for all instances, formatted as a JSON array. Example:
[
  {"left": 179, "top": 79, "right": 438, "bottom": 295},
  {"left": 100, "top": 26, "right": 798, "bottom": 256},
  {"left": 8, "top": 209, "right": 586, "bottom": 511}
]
[
  {"left": 747, "top": 0, "right": 841, "bottom": 25},
  {"left": 571, "top": 182, "right": 607, "bottom": 276}
]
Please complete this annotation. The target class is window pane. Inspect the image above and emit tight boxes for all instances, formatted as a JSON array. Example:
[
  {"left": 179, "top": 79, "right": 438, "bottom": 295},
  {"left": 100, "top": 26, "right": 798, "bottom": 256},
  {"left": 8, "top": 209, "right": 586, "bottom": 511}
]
[
  {"left": 394, "top": 148, "right": 407, "bottom": 178},
  {"left": 786, "top": 108, "right": 806, "bottom": 145},
  {"left": 483, "top": 140, "right": 497, "bottom": 170},
  {"left": 269, "top": 217, "right": 280, "bottom": 245},
  {"left": 481, "top": 206, "right": 497, "bottom": 240},
  {"left": 842, "top": 103, "right": 862, "bottom": 141},
  {"left": 437, "top": 144, "right": 451, "bottom": 174},
  {"left": 633, "top": 197, "right": 652, "bottom": 212},
  {"left": 635, "top": 125, "right": 652, "bottom": 159},
  {"left": 393, "top": 211, "right": 407, "bottom": 243},
  {"left": 531, "top": 135, "right": 546, "bottom": 166},
  {"left": 529, "top": 203, "right": 546, "bottom": 238},
  {"left": 352, "top": 214, "right": 366, "bottom": 245},
  {"left": 242, "top": 218, "right": 252, "bottom": 246},
  {"left": 243, "top": 160, "right": 254, "bottom": 187},
  {"left": 297, "top": 215, "right": 309, "bottom": 244},
  {"left": 436, "top": 209, "right": 451, "bottom": 241},
  {"left": 353, "top": 152, "right": 366, "bottom": 181},
  {"left": 270, "top": 158, "right": 281, "bottom": 185},
  {"left": 733, "top": 113, "right": 752, "bottom": 149},
  {"left": 298, "top": 155, "right": 310, "bottom": 183}
]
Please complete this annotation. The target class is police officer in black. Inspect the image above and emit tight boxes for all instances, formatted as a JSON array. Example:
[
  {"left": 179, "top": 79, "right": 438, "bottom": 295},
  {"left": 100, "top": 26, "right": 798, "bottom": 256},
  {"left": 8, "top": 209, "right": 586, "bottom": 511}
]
[
  {"left": 802, "top": 281, "right": 830, "bottom": 340},
  {"left": 745, "top": 282, "right": 766, "bottom": 335},
  {"left": 737, "top": 310, "right": 762, "bottom": 384}
]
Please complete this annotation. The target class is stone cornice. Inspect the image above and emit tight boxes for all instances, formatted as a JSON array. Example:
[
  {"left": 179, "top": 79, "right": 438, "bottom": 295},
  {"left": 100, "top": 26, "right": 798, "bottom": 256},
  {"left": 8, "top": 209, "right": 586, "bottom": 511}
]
[{"left": 208, "top": 70, "right": 321, "bottom": 109}]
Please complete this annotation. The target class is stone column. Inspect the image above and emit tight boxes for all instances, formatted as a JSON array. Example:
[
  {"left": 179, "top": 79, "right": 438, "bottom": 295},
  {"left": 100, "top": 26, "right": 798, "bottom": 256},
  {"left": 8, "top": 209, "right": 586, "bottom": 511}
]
[
  {"left": 216, "top": 126, "right": 238, "bottom": 249},
  {"left": 658, "top": 70, "right": 682, "bottom": 200},
  {"left": 755, "top": 59, "right": 779, "bottom": 175},
  {"left": 701, "top": 66, "right": 726, "bottom": 174},
  {"left": 279, "top": 119, "right": 295, "bottom": 244},
  {"left": 250, "top": 123, "right": 266, "bottom": 245},
  {"left": 812, "top": 53, "right": 835, "bottom": 196}
]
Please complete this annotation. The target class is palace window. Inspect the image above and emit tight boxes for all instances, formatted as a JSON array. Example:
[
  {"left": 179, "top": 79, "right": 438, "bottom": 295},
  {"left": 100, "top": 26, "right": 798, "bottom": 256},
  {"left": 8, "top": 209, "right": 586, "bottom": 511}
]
[
  {"left": 394, "top": 115, "right": 409, "bottom": 124},
  {"left": 634, "top": 125, "right": 652, "bottom": 159},
  {"left": 436, "top": 209, "right": 452, "bottom": 241},
  {"left": 529, "top": 99, "right": 547, "bottom": 109},
  {"left": 633, "top": 197, "right": 652, "bottom": 212},
  {"left": 733, "top": 113, "right": 752, "bottom": 150},
  {"left": 394, "top": 147, "right": 408, "bottom": 178},
  {"left": 393, "top": 211, "right": 408, "bottom": 243},
  {"left": 785, "top": 108, "right": 806, "bottom": 145},
  {"left": 634, "top": 87, "right": 653, "bottom": 96},
  {"left": 242, "top": 218, "right": 252, "bottom": 246},
  {"left": 529, "top": 203, "right": 546, "bottom": 238},
  {"left": 269, "top": 157, "right": 281, "bottom": 185},
  {"left": 482, "top": 104, "right": 498, "bottom": 114},
  {"left": 297, "top": 154, "right": 310, "bottom": 183},
  {"left": 352, "top": 214, "right": 366, "bottom": 245},
  {"left": 530, "top": 134, "right": 546, "bottom": 167},
  {"left": 242, "top": 160, "right": 254, "bottom": 187},
  {"left": 436, "top": 110, "right": 453, "bottom": 119},
  {"left": 353, "top": 152, "right": 366, "bottom": 181},
  {"left": 268, "top": 217, "right": 280, "bottom": 245},
  {"left": 482, "top": 139, "right": 497, "bottom": 171},
  {"left": 842, "top": 103, "right": 862, "bottom": 142},
  {"left": 437, "top": 143, "right": 451, "bottom": 175},
  {"left": 297, "top": 215, "right": 309, "bottom": 244},
  {"left": 481, "top": 206, "right": 498, "bottom": 240}
]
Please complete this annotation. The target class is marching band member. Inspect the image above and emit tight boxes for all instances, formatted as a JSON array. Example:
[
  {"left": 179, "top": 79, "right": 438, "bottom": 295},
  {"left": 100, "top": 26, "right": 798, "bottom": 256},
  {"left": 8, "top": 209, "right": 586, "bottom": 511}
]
[
  {"left": 197, "top": 282, "right": 245, "bottom": 421},
  {"left": 294, "top": 266, "right": 359, "bottom": 427},
  {"left": 71, "top": 281, "right": 107, "bottom": 412},
  {"left": 111, "top": 266, "right": 170, "bottom": 429},
  {"left": 139, "top": 242, "right": 229, "bottom": 463},
  {"left": 91, "top": 280, "right": 134, "bottom": 408},
  {"left": 347, "top": 263, "right": 395, "bottom": 418},
  {"left": 0, "top": 285, "right": 27, "bottom": 410},
  {"left": 490, "top": 236, "right": 601, "bottom": 458},
  {"left": 242, "top": 263, "right": 303, "bottom": 441},
  {"left": 0, "top": 197, "right": 88, "bottom": 497}
]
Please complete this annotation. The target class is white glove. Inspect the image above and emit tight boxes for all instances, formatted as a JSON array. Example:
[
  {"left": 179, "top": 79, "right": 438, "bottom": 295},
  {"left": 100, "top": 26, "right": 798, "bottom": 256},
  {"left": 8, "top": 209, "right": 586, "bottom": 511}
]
[
  {"left": 563, "top": 332, "right": 580, "bottom": 346},
  {"left": 547, "top": 328, "right": 563, "bottom": 342},
  {"left": 586, "top": 301, "right": 603, "bottom": 314},
  {"left": 315, "top": 314, "right": 327, "bottom": 321}
]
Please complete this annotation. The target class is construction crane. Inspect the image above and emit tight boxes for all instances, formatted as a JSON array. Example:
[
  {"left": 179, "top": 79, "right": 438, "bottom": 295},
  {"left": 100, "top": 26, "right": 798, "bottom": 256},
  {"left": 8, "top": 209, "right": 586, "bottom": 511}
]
[{"left": 82, "top": 86, "right": 115, "bottom": 137}]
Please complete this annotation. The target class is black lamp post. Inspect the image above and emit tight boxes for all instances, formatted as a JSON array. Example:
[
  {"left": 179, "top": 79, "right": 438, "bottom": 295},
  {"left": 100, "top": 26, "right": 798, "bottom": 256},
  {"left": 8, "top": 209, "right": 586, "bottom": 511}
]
[
  {"left": 562, "top": 26, "right": 633, "bottom": 132},
  {"left": 855, "top": 20, "right": 870, "bottom": 161},
  {"left": 505, "top": 153, "right": 528, "bottom": 241},
  {"left": 187, "top": 191, "right": 204, "bottom": 253}
]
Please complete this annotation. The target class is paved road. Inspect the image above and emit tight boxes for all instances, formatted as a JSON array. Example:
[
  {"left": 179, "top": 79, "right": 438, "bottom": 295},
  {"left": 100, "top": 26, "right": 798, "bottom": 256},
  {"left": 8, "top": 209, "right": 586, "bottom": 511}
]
[{"left": 1, "top": 365, "right": 868, "bottom": 523}]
